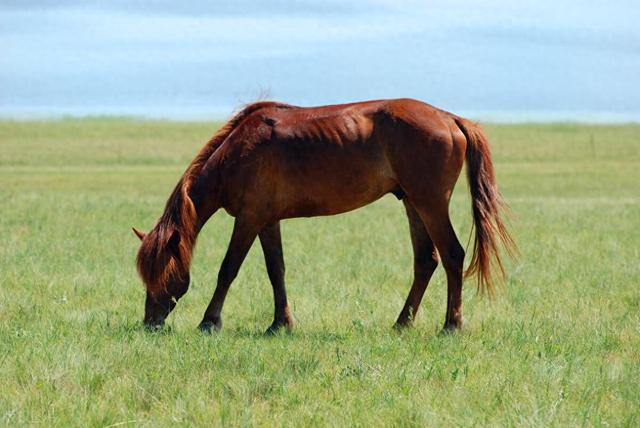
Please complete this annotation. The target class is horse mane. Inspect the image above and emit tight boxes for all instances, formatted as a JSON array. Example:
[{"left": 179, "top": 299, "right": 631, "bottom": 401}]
[{"left": 136, "top": 101, "right": 293, "bottom": 296}]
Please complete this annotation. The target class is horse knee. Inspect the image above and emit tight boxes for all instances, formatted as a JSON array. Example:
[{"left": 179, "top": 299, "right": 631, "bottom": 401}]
[{"left": 217, "top": 262, "right": 239, "bottom": 287}]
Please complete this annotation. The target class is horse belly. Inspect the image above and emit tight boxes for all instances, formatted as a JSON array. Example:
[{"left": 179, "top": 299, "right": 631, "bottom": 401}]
[{"left": 279, "top": 152, "right": 396, "bottom": 218}]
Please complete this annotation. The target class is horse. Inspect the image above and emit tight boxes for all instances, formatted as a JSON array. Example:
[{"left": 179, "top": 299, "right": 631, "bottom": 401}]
[{"left": 133, "top": 98, "right": 514, "bottom": 334}]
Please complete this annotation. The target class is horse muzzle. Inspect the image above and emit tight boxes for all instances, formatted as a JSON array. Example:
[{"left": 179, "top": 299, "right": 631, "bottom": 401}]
[{"left": 143, "top": 292, "right": 177, "bottom": 329}]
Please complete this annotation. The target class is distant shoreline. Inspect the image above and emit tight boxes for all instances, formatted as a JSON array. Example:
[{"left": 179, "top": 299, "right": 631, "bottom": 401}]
[{"left": 1, "top": 105, "right": 639, "bottom": 124}]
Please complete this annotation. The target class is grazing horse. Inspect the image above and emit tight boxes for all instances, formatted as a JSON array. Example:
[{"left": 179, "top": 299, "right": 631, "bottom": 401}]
[{"left": 133, "top": 98, "right": 514, "bottom": 333}]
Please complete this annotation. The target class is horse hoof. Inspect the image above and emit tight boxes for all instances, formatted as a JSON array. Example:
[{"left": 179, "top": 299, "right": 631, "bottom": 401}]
[
  {"left": 393, "top": 321, "right": 412, "bottom": 331},
  {"left": 143, "top": 321, "right": 164, "bottom": 332},
  {"left": 198, "top": 320, "right": 221, "bottom": 334},
  {"left": 264, "top": 326, "right": 278, "bottom": 336},
  {"left": 264, "top": 323, "right": 292, "bottom": 336},
  {"left": 439, "top": 324, "right": 463, "bottom": 335}
]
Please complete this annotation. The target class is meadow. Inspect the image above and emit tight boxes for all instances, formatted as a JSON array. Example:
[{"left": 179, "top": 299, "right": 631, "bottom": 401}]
[{"left": 0, "top": 118, "right": 638, "bottom": 426}]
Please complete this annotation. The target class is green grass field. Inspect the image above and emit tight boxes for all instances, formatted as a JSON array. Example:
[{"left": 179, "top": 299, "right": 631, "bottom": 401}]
[{"left": 1, "top": 119, "right": 639, "bottom": 426}]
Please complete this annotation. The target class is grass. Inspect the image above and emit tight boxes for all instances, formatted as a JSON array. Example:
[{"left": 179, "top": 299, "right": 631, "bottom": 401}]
[{"left": 0, "top": 118, "right": 639, "bottom": 426}]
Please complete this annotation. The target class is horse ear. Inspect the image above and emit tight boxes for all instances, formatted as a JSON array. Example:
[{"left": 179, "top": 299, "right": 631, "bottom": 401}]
[
  {"left": 166, "top": 229, "right": 181, "bottom": 256},
  {"left": 132, "top": 227, "right": 146, "bottom": 241}
]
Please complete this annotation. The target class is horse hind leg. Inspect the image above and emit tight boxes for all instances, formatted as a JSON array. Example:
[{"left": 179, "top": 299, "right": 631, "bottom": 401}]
[
  {"left": 395, "top": 200, "right": 439, "bottom": 328},
  {"left": 393, "top": 125, "right": 467, "bottom": 331},
  {"left": 411, "top": 200, "right": 466, "bottom": 332}
]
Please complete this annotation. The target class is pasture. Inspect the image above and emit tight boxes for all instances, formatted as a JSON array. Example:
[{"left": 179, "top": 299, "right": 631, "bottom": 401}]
[{"left": 1, "top": 119, "right": 639, "bottom": 426}]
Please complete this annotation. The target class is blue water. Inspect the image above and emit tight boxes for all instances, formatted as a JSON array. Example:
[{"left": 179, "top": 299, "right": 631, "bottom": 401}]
[{"left": 1, "top": 1, "right": 639, "bottom": 122}]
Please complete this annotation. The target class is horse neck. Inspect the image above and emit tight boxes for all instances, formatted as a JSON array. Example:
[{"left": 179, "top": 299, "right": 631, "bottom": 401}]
[{"left": 188, "top": 171, "right": 222, "bottom": 235}]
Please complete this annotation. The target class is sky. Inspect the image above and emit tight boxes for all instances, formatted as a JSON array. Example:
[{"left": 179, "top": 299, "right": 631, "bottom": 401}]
[{"left": 1, "top": 0, "right": 639, "bottom": 121}]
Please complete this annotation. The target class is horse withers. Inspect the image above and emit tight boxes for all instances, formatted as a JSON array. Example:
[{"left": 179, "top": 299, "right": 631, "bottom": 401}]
[{"left": 133, "top": 98, "right": 515, "bottom": 334}]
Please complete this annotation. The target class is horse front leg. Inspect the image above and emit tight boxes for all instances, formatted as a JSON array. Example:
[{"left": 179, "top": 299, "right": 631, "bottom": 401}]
[
  {"left": 259, "top": 221, "right": 293, "bottom": 334},
  {"left": 199, "top": 215, "right": 262, "bottom": 333}
]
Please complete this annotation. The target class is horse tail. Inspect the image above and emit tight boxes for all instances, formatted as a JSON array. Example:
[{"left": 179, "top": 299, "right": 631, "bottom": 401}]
[{"left": 454, "top": 117, "right": 516, "bottom": 295}]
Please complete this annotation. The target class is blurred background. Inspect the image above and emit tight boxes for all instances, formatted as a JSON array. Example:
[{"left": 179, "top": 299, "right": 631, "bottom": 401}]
[{"left": 1, "top": 0, "right": 638, "bottom": 122}]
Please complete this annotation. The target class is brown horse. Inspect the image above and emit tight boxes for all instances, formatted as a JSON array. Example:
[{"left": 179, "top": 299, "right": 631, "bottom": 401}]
[{"left": 133, "top": 98, "right": 514, "bottom": 334}]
